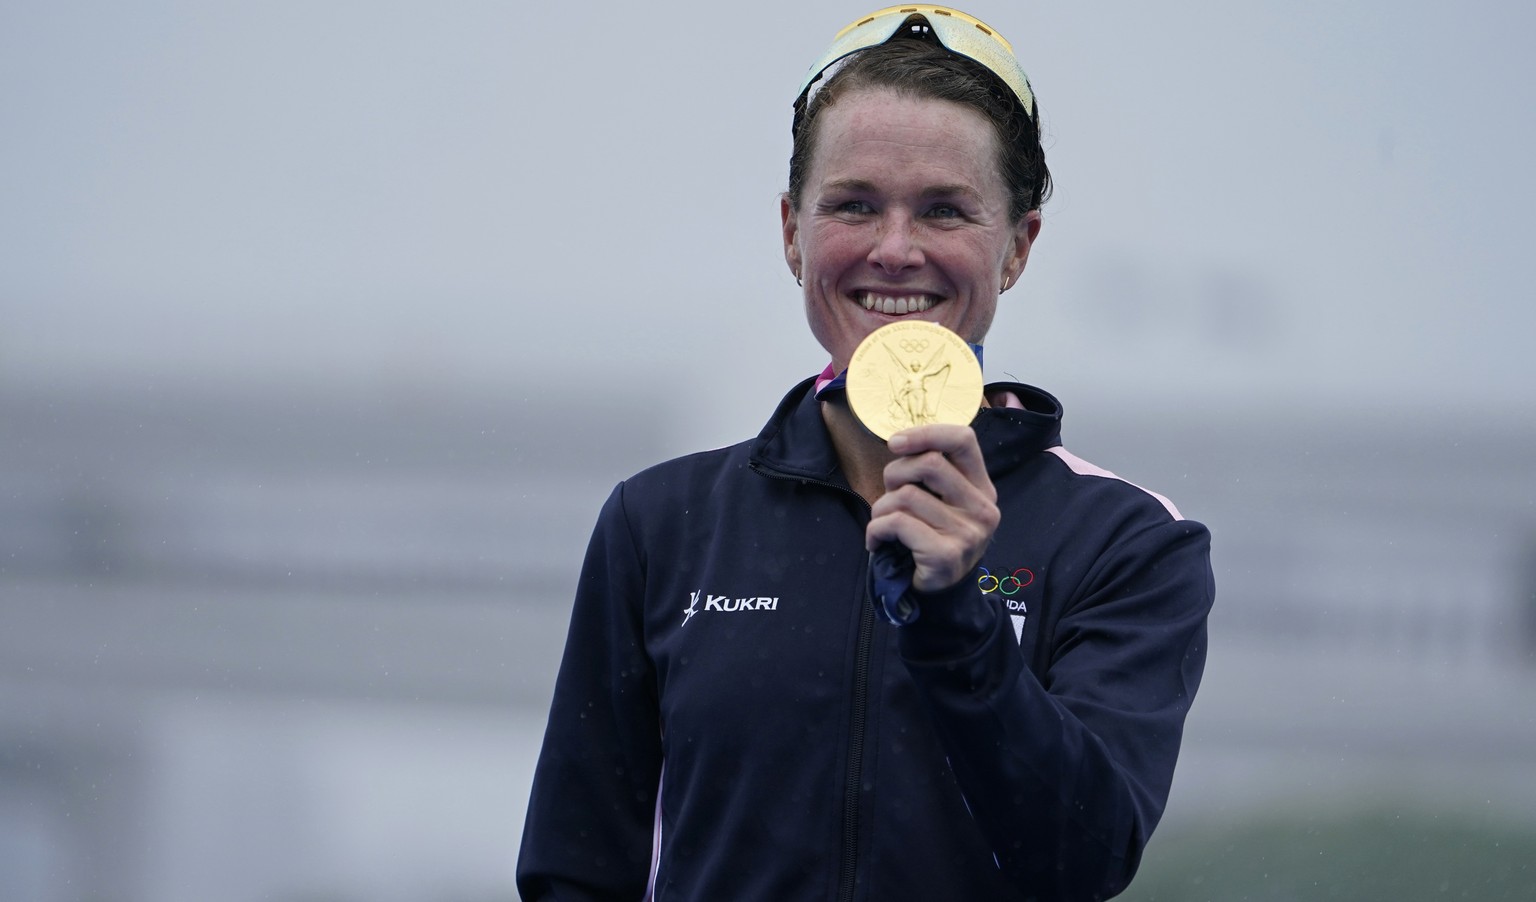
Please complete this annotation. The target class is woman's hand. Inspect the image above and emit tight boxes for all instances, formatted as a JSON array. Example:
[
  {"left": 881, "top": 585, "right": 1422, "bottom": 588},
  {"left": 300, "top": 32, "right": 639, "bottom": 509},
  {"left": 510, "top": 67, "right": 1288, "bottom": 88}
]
[{"left": 866, "top": 424, "right": 1000, "bottom": 593}]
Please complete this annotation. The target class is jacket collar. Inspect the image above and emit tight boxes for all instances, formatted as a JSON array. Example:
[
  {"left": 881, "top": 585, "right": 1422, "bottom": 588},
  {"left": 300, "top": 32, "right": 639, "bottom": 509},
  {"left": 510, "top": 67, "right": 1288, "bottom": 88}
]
[{"left": 749, "top": 377, "right": 1064, "bottom": 484}]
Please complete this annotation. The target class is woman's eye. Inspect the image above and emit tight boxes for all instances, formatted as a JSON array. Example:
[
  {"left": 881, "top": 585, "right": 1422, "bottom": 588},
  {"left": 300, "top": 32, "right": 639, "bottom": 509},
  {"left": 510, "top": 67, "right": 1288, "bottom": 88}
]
[
  {"left": 927, "top": 204, "right": 961, "bottom": 219},
  {"left": 837, "top": 200, "right": 873, "bottom": 214}
]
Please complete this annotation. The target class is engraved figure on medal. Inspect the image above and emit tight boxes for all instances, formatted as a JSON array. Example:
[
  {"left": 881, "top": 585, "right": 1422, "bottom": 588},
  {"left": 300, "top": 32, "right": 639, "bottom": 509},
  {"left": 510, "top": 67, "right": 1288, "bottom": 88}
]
[{"left": 883, "top": 339, "right": 951, "bottom": 429}]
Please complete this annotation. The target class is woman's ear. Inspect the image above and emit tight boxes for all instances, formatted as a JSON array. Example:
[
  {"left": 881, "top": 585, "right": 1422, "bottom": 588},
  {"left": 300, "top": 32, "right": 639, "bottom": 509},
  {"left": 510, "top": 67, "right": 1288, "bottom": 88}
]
[
  {"left": 1003, "top": 210, "right": 1043, "bottom": 291},
  {"left": 781, "top": 195, "right": 803, "bottom": 281}
]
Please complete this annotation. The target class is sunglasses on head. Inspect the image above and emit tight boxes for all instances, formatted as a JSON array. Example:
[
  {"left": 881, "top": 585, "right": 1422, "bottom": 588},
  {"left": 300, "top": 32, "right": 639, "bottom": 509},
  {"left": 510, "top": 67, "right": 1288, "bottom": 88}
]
[{"left": 792, "top": 5, "right": 1036, "bottom": 132}]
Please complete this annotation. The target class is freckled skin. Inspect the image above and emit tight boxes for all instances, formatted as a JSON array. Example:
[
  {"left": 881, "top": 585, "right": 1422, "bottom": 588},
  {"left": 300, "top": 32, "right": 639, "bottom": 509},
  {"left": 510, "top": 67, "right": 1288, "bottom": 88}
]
[{"left": 781, "top": 88, "right": 1041, "bottom": 374}]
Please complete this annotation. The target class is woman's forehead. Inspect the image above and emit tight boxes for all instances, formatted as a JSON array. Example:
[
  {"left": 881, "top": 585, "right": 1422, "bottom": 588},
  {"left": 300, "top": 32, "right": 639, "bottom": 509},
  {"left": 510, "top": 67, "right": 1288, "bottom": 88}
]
[{"left": 807, "top": 90, "right": 1007, "bottom": 197}]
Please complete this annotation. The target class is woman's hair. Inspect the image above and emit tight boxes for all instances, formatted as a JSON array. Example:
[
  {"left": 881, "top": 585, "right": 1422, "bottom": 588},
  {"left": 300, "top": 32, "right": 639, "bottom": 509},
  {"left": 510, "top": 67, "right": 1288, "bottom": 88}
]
[{"left": 786, "top": 31, "right": 1050, "bottom": 222}]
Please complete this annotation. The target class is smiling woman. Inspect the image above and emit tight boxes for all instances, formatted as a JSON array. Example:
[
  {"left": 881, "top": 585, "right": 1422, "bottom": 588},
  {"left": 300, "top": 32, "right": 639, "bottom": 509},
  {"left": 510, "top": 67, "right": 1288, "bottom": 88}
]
[
  {"left": 516, "top": 8, "right": 1214, "bottom": 901},
  {"left": 782, "top": 88, "right": 1038, "bottom": 372}
]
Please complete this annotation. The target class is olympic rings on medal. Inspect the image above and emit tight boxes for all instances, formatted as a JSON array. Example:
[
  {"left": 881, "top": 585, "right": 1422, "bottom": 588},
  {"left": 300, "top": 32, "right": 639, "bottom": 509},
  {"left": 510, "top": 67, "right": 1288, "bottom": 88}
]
[
  {"left": 898, "top": 338, "right": 930, "bottom": 353},
  {"left": 977, "top": 567, "right": 1034, "bottom": 595}
]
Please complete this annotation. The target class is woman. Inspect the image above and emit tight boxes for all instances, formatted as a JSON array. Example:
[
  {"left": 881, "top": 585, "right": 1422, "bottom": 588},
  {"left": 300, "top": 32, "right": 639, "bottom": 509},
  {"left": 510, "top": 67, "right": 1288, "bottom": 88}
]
[{"left": 518, "top": 7, "right": 1214, "bottom": 901}]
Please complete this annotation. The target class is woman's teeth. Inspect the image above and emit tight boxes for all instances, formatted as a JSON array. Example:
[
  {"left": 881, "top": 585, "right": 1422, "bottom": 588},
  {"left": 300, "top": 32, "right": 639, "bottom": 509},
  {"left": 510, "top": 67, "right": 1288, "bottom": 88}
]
[{"left": 859, "top": 293, "right": 934, "bottom": 314}]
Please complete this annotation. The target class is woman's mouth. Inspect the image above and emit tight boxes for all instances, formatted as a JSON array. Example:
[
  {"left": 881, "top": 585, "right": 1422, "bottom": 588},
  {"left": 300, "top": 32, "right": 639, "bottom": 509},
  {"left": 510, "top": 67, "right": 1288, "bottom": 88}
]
[{"left": 857, "top": 292, "right": 936, "bottom": 315}]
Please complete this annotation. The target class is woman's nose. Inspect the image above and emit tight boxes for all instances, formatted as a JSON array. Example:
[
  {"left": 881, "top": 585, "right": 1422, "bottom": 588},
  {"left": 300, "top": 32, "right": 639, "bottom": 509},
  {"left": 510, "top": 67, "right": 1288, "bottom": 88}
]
[{"left": 867, "top": 213, "right": 924, "bottom": 272}]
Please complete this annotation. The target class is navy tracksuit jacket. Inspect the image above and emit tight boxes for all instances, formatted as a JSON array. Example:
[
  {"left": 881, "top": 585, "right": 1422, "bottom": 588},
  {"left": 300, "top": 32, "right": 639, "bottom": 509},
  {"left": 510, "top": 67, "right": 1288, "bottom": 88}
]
[{"left": 518, "top": 378, "right": 1214, "bottom": 901}]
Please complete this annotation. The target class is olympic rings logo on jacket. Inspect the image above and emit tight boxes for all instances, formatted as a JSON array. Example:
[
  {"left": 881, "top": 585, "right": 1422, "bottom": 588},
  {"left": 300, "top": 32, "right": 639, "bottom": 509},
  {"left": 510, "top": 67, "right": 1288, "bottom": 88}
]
[{"left": 977, "top": 567, "right": 1034, "bottom": 596}]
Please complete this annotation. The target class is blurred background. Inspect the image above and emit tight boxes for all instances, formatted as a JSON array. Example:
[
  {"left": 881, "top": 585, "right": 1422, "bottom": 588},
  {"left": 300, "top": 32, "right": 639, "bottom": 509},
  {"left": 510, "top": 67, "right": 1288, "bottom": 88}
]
[{"left": 3, "top": 1, "right": 1534, "bottom": 899}]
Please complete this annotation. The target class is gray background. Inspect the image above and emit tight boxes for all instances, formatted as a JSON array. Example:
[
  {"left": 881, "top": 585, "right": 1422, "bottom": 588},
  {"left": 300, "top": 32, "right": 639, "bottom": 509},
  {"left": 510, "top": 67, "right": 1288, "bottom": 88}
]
[{"left": 4, "top": 2, "right": 1534, "bottom": 900}]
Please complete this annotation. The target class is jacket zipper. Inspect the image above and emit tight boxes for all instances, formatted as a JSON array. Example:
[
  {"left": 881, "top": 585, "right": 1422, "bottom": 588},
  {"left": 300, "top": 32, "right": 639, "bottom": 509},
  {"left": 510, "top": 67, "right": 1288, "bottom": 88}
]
[
  {"left": 838, "top": 585, "right": 875, "bottom": 902},
  {"left": 750, "top": 463, "right": 875, "bottom": 902}
]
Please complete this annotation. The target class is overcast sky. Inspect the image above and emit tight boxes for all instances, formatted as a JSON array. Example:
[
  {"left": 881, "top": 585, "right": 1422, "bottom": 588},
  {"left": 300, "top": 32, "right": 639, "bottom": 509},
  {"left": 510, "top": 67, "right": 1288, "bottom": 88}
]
[{"left": 3, "top": 1, "right": 1534, "bottom": 444}]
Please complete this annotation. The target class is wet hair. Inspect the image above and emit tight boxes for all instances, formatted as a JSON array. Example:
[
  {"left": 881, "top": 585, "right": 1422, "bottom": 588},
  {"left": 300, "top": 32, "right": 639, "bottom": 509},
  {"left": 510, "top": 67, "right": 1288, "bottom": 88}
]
[{"left": 786, "top": 31, "right": 1050, "bottom": 222}]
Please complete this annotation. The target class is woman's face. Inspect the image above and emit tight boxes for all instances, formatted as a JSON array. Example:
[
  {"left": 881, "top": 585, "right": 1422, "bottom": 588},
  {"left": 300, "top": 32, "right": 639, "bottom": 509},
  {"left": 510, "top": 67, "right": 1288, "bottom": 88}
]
[{"left": 782, "top": 88, "right": 1042, "bottom": 373}]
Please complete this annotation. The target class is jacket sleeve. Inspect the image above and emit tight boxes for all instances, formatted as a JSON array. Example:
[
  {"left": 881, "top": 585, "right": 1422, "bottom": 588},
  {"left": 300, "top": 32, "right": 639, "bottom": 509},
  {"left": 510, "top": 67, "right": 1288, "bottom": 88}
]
[
  {"left": 897, "top": 514, "right": 1214, "bottom": 901},
  {"left": 517, "top": 482, "right": 661, "bottom": 901}
]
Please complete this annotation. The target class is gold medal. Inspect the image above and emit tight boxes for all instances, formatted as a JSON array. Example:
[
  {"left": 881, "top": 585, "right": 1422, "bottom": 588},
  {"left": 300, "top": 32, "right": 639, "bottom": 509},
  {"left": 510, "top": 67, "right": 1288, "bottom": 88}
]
[{"left": 845, "top": 321, "right": 984, "bottom": 441}]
